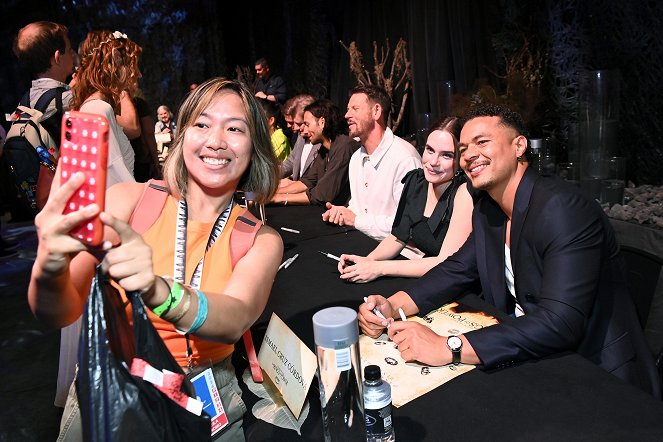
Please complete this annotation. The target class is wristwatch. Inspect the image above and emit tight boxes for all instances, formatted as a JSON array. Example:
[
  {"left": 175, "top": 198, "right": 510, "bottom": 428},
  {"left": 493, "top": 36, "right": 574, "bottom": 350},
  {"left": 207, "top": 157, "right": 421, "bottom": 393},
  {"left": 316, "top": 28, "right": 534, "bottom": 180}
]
[{"left": 447, "top": 335, "right": 462, "bottom": 365}]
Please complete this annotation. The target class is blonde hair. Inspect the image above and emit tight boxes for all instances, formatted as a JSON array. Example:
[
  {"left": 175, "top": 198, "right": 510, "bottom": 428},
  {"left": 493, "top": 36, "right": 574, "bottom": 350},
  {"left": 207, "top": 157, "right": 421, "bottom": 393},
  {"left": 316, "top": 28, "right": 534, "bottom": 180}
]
[
  {"left": 72, "top": 30, "right": 142, "bottom": 112},
  {"left": 162, "top": 77, "right": 279, "bottom": 204}
]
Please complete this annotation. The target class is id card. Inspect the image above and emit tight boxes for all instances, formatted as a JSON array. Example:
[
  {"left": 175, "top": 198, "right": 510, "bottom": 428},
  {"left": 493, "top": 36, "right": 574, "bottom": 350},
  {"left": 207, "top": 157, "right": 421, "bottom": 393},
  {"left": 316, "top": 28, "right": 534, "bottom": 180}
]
[{"left": 191, "top": 368, "right": 229, "bottom": 435}]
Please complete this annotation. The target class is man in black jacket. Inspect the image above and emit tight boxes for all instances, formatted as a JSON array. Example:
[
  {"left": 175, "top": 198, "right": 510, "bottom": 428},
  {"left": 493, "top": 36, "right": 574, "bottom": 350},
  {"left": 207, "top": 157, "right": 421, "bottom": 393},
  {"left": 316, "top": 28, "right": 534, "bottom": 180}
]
[{"left": 359, "top": 103, "right": 661, "bottom": 398}]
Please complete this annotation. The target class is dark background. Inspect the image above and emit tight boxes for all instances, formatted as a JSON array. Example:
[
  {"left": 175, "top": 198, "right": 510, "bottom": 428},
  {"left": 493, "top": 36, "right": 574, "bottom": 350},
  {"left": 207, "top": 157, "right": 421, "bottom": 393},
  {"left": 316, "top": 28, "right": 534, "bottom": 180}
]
[{"left": 1, "top": 0, "right": 661, "bottom": 185}]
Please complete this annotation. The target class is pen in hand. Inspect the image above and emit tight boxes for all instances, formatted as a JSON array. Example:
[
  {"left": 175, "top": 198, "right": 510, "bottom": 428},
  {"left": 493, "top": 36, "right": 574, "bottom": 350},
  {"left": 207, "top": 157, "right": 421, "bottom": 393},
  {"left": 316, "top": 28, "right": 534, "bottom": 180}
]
[
  {"left": 364, "top": 296, "right": 390, "bottom": 329},
  {"left": 319, "top": 250, "right": 355, "bottom": 266},
  {"left": 398, "top": 308, "right": 407, "bottom": 322},
  {"left": 318, "top": 250, "right": 341, "bottom": 261}
]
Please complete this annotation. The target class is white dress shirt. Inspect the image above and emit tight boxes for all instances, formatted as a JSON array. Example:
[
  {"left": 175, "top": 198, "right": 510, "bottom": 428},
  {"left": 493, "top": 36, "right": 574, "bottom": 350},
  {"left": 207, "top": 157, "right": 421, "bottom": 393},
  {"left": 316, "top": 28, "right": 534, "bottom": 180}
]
[{"left": 347, "top": 127, "right": 421, "bottom": 240}]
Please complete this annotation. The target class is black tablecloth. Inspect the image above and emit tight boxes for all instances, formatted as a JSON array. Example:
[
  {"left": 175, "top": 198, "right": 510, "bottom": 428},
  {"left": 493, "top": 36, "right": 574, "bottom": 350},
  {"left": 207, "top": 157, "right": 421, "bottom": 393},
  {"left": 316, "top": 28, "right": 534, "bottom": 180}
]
[{"left": 237, "top": 206, "right": 663, "bottom": 441}]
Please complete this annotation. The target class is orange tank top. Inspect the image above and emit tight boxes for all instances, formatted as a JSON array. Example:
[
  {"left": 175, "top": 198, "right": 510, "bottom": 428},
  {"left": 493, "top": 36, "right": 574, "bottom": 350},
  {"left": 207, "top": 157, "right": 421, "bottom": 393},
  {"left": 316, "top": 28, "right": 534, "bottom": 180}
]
[{"left": 139, "top": 196, "right": 243, "bottom": 366}]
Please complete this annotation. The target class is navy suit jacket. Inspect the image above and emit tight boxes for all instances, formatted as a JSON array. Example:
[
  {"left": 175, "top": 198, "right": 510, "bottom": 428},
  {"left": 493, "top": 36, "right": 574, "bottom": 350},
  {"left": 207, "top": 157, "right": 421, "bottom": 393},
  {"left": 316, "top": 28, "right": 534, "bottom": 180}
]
[{"left": 409, "top": 167, "right": 661, "bottom": 398}]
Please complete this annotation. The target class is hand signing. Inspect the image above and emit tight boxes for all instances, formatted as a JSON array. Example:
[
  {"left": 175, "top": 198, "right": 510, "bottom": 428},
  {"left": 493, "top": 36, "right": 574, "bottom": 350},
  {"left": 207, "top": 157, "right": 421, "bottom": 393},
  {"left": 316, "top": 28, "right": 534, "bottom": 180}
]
[
  {"left": 388, "top": 321, "right": 450, "bottom": 366},
  {"left": 357, "top": 295, "right": 394, "bottom": 338}
]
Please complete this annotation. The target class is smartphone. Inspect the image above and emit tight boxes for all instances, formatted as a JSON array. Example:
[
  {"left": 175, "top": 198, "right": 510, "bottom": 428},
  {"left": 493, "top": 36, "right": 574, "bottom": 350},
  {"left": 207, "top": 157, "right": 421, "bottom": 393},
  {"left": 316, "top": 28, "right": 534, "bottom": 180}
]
[{"left": 59, "top": 111, "right": 109, "bottom": 246}]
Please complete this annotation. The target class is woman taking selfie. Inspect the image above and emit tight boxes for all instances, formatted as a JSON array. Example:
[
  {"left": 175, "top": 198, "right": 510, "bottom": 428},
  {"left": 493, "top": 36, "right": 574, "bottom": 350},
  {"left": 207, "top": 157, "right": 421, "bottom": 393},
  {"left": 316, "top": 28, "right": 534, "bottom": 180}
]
[
  {"left": 30, "top": 78, "right": 282, "bottom": 440},
  {"left": 338, "top": 117, "right": 474, "bottom": 283}
]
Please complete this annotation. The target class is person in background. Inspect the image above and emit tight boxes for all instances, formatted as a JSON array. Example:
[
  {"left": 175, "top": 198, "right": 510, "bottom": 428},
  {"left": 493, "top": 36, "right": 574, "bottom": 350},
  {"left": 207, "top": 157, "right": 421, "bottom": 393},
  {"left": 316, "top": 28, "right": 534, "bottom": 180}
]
[
  {"left": 279, "top": 94, "right": 320, "bottom": 181},
  {"left": 358, "top": 103, "right": 661, "bottom": 399},
  {"left": 53, "top": 29, "right": 140, "bottom": 411},
  {"left": 155, "top": 104, "right": 176, "bottom": 135},
  {"left": 10, "top": 21, "right": 76, "bottom": 219},
  {"left": 338, "top": 117, "right": 473, "bottom": 283},
  {"left": 30, "top": 78, "right": 282, "bottom": 440},
  {"left": 322, "top": 85, "right": 421, "bottom": 240},
  {"left": 129, "top": 92, "right": 161, "bottom": 181},
  {"left": 258, "top": 98, "right": 291, "bottom": 162},
  {"left": 71, "top": 30, "right": 138, "bottom": 183},
  {"left": 272, "top": 99, "right": 359, "bottom": 206},
  {"left": 254, "top": 57, "right": 286, "bottom": 104},
  {"left": 12, "top": 21, "right": 75, "bottom": 133}
]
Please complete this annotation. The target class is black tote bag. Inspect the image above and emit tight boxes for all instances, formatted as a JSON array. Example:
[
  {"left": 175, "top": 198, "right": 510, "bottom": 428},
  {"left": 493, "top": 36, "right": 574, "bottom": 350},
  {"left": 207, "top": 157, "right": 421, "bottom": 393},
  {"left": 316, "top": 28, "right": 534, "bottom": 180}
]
[{"left": 76, "top": 266, "right": 211, "bottom": 442}]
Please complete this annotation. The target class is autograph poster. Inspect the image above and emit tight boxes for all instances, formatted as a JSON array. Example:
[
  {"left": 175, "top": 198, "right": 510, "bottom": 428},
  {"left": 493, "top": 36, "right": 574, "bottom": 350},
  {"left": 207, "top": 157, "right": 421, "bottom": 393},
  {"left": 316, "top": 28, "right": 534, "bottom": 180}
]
[{"left": 359, "top": 302, "right": 499, "bottom": 407}]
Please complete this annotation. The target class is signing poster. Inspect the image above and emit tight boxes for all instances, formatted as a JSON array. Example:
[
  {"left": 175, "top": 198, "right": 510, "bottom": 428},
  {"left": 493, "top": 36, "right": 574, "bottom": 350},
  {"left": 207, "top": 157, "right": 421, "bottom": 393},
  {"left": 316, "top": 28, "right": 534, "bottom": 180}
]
[{"left": 359, "top": 302, "right": 499, "bottom": 407}]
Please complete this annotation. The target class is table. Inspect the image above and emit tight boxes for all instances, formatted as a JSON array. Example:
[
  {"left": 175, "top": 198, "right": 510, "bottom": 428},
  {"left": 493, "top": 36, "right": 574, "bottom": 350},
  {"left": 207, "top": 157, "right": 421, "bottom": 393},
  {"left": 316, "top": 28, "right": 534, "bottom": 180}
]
[{"left": 238, "top": 206, "right": 663, "bottom": 441}]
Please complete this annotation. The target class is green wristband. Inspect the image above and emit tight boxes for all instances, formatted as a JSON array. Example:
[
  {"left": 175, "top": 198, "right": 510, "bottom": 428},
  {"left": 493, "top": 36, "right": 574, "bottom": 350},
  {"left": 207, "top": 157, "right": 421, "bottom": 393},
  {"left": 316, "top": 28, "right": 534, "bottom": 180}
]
[{"left": 152, "top": 278, "right": 183, "bottom": 317}]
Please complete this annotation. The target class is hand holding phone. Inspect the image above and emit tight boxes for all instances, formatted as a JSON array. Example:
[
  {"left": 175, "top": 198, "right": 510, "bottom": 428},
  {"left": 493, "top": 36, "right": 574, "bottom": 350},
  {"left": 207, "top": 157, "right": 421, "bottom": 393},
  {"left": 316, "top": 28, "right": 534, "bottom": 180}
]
[{"left": 59, "top": 111, "right": 109, "bottom": 246}]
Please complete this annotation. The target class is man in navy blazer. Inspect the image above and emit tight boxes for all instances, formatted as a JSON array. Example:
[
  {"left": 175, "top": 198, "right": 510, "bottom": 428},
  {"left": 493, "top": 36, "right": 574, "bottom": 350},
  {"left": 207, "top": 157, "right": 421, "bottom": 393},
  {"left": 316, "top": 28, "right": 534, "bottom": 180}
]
[{"left": 359, "top": 104, "right": 661, "bottom": 398}]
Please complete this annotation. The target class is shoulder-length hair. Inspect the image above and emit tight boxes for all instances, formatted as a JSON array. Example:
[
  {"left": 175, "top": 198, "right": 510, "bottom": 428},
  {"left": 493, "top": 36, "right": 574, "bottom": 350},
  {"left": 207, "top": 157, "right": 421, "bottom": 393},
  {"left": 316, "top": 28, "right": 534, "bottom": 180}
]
[
  {"left": 71, "top": 30, "right": 142, "bottom": 112},
  {"left": 427, "top": 116, "right": 461, "bottom": 170},
  {"left": 162, "top": 77, "right": 279, "bottom": 204}
]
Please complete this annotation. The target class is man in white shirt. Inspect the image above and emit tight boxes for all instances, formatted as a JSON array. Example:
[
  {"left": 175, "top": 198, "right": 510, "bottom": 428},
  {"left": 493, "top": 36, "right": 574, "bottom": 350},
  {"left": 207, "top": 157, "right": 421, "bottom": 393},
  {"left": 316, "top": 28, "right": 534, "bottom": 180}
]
[{"left": 322, "top": 85, "right": 421, "bottom": 240}]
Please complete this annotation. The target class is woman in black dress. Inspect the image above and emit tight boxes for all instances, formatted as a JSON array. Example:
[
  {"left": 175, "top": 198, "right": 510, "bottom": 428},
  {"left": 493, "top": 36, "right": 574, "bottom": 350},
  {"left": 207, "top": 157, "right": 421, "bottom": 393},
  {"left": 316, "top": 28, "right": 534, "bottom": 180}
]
[{"left": 338, "top": 117, "right": 474, "bottom": 283}]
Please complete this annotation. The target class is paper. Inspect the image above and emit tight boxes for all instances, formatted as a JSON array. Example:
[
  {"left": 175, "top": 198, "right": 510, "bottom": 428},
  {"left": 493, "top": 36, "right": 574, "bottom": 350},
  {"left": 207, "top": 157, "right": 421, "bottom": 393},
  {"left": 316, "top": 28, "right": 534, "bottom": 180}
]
[
  {"left": 242, "top": 368, "right": 310, "bottom": 435},
  {"left": 359, "top": 302, "right": 499, "bottom": 407},
  {"left": 258, "top": 313, "right": 318, "bottom": 418}
]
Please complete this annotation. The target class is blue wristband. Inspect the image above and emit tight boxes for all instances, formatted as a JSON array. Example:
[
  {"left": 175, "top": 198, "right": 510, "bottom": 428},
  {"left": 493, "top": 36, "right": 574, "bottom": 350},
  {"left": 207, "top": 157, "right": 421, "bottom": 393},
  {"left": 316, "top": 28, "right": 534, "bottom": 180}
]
[{"left": 187, "top": 289, "right": 208, "bottom": 334}]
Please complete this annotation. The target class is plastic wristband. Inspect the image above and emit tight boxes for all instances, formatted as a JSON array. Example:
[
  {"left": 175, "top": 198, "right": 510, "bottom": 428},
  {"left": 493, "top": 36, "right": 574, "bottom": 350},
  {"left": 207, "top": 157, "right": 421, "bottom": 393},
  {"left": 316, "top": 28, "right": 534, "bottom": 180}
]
[
  {"left": 152, "top": 278, "right": 183, "bottom": 317},
  {"left": 187, "top": 289, "right": 208, "bottom": 334},
  {"left": 284, "top": 193, "right": 289, "bottom": 206}
]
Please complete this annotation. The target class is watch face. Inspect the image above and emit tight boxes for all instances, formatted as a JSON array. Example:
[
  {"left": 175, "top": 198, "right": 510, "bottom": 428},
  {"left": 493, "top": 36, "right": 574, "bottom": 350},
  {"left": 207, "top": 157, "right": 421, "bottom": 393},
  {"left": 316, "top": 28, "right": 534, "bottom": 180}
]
[{"left": 448, "top": 336, "right": 462, "bottom": 351}]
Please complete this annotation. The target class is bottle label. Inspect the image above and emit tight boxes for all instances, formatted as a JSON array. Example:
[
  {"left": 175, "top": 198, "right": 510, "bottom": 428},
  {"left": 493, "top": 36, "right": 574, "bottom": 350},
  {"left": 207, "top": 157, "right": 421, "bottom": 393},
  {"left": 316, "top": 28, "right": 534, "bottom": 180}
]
[
  {"left": 365, "top": 404, "right": 392, "bottom": 435},
  {"left": 334, "top": 347, "right": 351, "bottom": 371}
]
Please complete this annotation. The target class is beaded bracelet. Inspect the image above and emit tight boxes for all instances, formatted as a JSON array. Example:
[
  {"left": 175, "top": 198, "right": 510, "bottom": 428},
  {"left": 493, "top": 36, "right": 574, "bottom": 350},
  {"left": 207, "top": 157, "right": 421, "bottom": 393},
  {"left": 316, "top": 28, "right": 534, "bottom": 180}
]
[{"left": 187, "top": 289, "right": 209, "bottom": 334}]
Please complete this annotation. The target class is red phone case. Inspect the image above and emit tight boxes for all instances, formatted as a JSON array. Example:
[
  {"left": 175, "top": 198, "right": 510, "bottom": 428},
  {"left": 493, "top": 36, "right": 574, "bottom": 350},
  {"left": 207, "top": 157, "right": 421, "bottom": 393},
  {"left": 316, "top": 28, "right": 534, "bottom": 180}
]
[{"left": 60, "top": 111, "right": 109, "bottom": 246}]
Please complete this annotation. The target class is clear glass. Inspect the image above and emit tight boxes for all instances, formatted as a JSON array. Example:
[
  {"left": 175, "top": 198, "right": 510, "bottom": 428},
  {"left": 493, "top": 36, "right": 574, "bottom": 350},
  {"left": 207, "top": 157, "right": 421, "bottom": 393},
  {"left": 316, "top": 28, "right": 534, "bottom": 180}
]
[
  {"left": 316, "top": 344, "right": 365, "bottom": 442},
  {"left": 600, "top": 156, "right": 626, "bottom": 205}
]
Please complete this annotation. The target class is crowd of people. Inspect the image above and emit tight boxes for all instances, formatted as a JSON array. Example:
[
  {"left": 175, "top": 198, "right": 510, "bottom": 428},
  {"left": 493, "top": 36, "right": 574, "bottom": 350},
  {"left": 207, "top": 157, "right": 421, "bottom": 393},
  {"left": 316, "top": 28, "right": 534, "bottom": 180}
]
[{"left": 3, "top": 18, "right": 660, "bottom": 442}]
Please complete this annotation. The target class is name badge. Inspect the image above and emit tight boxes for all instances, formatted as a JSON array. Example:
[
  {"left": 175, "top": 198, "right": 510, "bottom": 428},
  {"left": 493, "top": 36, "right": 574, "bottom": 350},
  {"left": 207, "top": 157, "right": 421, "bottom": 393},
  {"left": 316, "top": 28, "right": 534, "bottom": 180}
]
[{"left": 191, "top": 368, "right": 229, "bottom": 435}]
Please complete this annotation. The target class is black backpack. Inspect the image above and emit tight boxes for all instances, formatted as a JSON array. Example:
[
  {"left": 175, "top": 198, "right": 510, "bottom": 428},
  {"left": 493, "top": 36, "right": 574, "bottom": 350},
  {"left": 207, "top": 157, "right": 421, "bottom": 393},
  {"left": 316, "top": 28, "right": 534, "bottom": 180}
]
[{"left": 3, "top": 87, "right": 67, "bottom": 214}]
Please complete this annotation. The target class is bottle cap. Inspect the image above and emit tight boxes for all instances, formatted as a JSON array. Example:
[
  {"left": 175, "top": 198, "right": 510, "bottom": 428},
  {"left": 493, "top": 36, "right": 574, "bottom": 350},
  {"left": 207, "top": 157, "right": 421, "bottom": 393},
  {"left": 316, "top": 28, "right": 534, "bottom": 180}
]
[
  {"left": 313, "top": 306, "right": 359, "bottom": 349},
  {"left": 364, "top": 364, "right": 381, "bottom": 381},
  {"left": 529, "top": 138, "right": 545, "bottom": 150}
]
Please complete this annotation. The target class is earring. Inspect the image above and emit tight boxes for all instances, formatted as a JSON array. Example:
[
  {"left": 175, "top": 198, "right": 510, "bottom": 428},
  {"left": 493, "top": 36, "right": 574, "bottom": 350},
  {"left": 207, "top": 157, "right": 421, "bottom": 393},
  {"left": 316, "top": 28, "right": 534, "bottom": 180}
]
[{"left": 517, "top": 155, "right": 524, "bottom": 162}]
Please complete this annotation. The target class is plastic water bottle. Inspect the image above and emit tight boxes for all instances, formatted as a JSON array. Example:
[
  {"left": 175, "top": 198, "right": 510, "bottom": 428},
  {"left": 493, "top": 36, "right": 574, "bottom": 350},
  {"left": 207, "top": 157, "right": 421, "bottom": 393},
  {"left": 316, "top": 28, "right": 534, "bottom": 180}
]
[
  {"left": 313, "top": 307, "right": 365, "bottom": 441},
  {"left": 363, "top": 365, "right": 395, "bottom": 441}
]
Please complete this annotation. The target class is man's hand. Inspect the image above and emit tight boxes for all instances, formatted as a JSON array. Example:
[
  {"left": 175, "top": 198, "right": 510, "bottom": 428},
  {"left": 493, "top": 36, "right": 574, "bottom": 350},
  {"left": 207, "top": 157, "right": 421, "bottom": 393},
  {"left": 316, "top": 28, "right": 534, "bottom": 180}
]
[
  {"left": 358, "top": 295, "right": 395, "bottom": 338},
  {"left": 255, "top": 91, "right": 267, "bottom": 100},
  {"left": 322, "top": 202, "right": 356, "bottom": 227},
  {"left": 388, "top": 321, "right": 451, "bottom": 366}
]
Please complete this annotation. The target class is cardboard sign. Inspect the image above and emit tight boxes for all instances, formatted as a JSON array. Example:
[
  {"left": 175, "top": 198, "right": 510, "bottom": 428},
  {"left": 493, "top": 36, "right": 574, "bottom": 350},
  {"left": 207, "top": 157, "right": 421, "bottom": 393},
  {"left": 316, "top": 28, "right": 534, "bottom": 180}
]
[{"left": 258, "top": 313, "right": 317, "bottom": 418}]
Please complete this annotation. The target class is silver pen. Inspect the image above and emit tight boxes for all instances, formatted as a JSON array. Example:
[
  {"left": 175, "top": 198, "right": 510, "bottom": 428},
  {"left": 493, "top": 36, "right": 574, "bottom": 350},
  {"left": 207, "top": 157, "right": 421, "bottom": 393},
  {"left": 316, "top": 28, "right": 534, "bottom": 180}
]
[
  {"left": 318, "top": 250, "right": 341, "bottom": 261},
  {"left": 363, "top": 297, "right": 390, "bottom": 328},
  {"left": 284, "top": 253, "right": 299, "bottom": 269}
]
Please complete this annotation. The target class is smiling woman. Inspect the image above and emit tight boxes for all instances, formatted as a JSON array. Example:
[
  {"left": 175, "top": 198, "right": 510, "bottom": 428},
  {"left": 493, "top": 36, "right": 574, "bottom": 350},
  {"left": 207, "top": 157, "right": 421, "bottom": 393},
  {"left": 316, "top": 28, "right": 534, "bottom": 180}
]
[
  {"left": 338, "top": 116, "right": 475, "bottom": 283},
  {"left": 29, "top": 78, "right": 283, "bottom": 441}
]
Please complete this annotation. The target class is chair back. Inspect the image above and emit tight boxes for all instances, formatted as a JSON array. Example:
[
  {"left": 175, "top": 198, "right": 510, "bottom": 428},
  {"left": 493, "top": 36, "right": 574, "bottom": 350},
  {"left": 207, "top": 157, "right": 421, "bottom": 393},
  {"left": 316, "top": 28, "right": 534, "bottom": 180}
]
[{"left": 620, "top": 245, "right": 663, "bottom": 329}]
